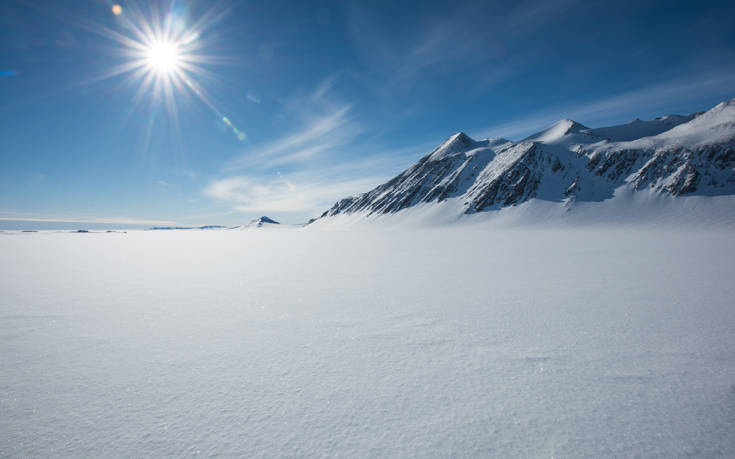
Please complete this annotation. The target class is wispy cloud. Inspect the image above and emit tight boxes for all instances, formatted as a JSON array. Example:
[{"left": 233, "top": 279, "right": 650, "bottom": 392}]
[
  {"left": 309, "top": 74, "right": 340, "bottom": 102},
  {"left": 203, "top": 174, "right": 384, "bottom": 216},
  {"left": 247, "top": 90, "right": 261, "bottom": 104},
  {"left": 204, "top": 140, "right": 429, "bottom": 219},
  {"left": 209, "top": 74, "right": 420, "bottom": 220},
  {"left": 226, "top": 104, "right": 360, "bottom": 171},
  {"left": 480, "top": 72, "right": 735, "bottom": 140}
]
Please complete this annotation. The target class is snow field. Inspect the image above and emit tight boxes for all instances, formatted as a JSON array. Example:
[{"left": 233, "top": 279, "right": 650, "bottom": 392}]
[{"left": 1, "top": 228, "right": 734, "bottom": 457}]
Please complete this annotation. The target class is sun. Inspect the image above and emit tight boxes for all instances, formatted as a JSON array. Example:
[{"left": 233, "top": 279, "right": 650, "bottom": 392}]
[
  {"left": 88, "top": 1, "right": 247, "bottom": 142},
  {"left": 145, "top": 40, "right": 181, "bottom": 73}
]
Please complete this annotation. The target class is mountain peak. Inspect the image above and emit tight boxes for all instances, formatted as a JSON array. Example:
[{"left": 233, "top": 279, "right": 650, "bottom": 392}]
[
  {"left": 442, "top": 132, "right": 474, "bottom": 149},
  {"left": 449, "top": 131, "right": 472, "bottom": 141},
  {"left": 427, "top": 132, "right": 476, "bottom": 161},
  {"left": 247, "top": 216, "right": 280, "bottom": 227},
  {"left": 524, "top": 119, "right": 590, "bottom": 143}
]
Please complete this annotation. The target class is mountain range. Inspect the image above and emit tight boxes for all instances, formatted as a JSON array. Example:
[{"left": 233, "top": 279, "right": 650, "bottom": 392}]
[{"left": 311, "top": 98, "right": 735, "bottom": 225}]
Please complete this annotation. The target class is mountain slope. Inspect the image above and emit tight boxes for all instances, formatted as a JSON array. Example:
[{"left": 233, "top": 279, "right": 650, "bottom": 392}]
[{"left": 315, "top": 99, "right": 735, "bottom": 223}]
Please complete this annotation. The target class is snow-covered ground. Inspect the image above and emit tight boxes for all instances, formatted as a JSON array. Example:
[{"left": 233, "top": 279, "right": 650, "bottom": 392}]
[{"left": 2, "top": 227, "right": 735, "bottom": 457}]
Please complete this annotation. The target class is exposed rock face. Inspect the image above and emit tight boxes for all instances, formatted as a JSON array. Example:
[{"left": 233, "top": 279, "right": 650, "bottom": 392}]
[{"left": 316, "top": 99, "right": 735, "bottom": 221}]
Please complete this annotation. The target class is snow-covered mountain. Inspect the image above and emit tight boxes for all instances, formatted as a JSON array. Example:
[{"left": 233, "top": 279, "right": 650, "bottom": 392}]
[
  {"left": 314, "top": 99, "right": 735, "bottom": 224},
  {"left": 238, "top": 216, "right": 280, "bottom": 229}
]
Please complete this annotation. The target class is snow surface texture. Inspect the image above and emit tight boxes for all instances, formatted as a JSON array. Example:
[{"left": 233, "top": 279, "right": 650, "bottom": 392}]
[
  {"left": 2, "top": 228, "right": 735, "bottom": 457},
  {"left": 315, "top": 99, "right": 735, "bottom": 225}
]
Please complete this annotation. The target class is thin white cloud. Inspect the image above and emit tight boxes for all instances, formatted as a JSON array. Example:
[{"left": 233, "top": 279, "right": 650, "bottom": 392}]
[
  {"left": 203, "top": 137, "right": 438, "bottom": 222},
  {"left": 310, "top": 74, "right": 340, "bottom": 102},
  {"left": 208, "top": 74, "right": 439, "bottom": 221},
  {"left": 247, "top": 90, "right": 261, "bottom": 104},
  {"left": 203, "top": 174, "right": 385, "bottom": 215},
  {"left": 261, "top": 142, "right": 340, "bottom": 168},
  {"left": 206, "top": 114, "right": 448, "bottom": 220},
  {"left": 226, "top": 104, "right": 358, "bottom": 171}
]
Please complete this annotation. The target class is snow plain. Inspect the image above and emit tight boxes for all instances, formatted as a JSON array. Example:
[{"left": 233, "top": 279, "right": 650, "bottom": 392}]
[{"left": 2, "top": 226, "right": 735, "bottom": 457}]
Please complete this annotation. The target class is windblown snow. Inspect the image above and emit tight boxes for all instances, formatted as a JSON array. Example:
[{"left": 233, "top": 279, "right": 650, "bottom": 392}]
[{"left": 2, "top": 228, "right": 735, "bottom": 457}]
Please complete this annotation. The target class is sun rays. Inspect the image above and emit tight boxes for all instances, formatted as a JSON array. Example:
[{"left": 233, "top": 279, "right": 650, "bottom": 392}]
[{"left": 84, "top": 1, "right": 245, "bottom": 143}]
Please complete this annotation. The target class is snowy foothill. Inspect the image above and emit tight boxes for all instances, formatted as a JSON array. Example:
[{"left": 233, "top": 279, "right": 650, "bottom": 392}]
[{"left": 2, "top": 225, "right": 735, "bottom": 457}]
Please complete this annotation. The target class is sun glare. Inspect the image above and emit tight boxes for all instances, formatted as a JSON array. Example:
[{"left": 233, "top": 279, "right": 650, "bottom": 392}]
[
  {"left": 91, "top": 1, "right": 246, "bottom": 142},
  {"left": 145, "top": 41, "right": 180, "bottom": 73}
]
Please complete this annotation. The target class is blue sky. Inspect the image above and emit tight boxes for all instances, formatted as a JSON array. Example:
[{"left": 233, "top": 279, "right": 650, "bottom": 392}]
[{"left": 1, "top": 0, "right": 734, "bottom": 228}]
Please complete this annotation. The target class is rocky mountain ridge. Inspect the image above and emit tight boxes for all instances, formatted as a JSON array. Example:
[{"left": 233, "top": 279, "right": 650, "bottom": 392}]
[{"left": 315, "top": 99, "right": 735, "bottom": 221}]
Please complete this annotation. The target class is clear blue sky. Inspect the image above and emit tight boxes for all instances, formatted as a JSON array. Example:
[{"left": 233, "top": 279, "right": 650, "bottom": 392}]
[{"left": 1, "top": 0, "right": 734, "bottom": 228}]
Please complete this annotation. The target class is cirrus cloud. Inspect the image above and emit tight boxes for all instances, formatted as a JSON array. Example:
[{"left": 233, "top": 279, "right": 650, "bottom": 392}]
[{"left": 203, "top": 173, "right": 385, "bottom": 217}]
